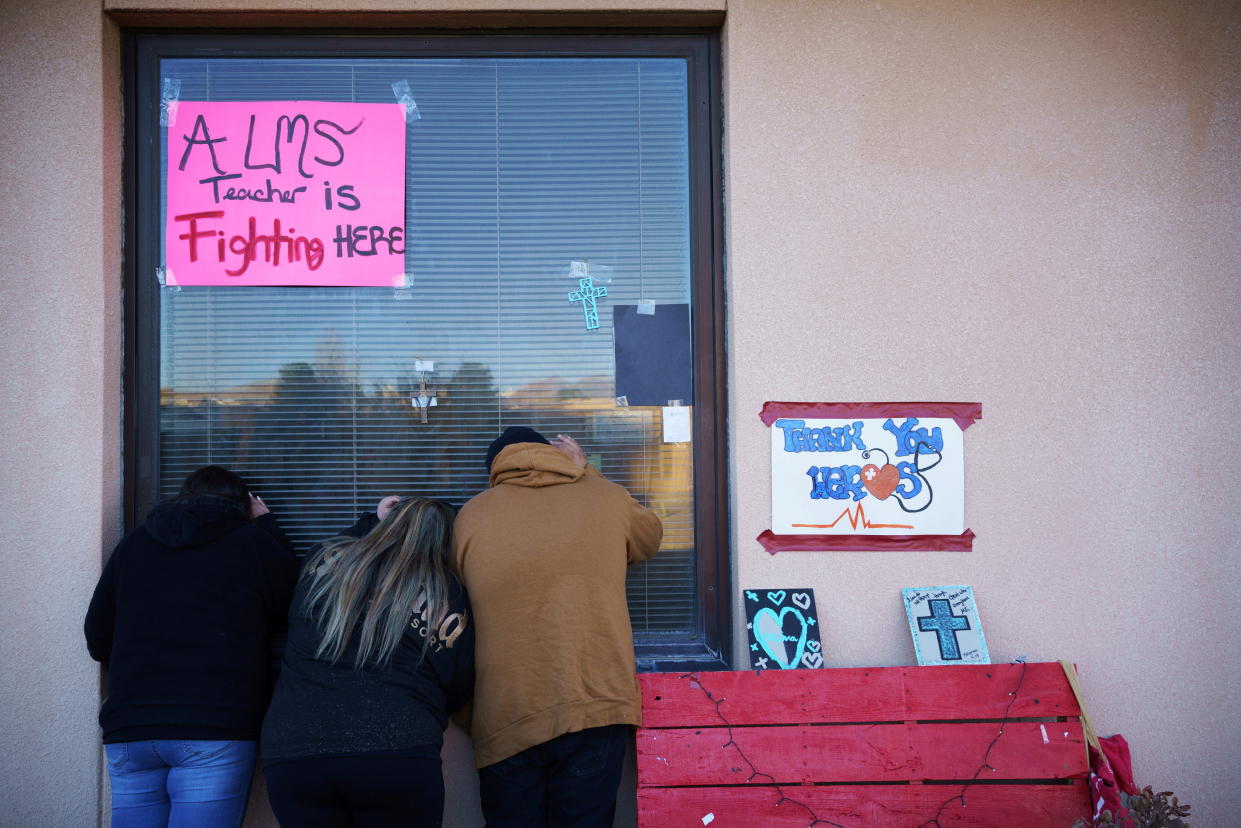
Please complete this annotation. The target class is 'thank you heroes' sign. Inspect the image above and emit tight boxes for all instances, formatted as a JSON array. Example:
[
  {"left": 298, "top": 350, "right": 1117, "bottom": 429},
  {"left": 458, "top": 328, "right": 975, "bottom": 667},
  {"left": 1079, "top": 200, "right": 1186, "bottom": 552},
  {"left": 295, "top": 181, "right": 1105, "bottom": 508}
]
[
  {"left": 757, "top": 402, "right": 981, "bottom": 553},
  {"left": 166, "top": 101, "right": 407, "bottom": 287}
]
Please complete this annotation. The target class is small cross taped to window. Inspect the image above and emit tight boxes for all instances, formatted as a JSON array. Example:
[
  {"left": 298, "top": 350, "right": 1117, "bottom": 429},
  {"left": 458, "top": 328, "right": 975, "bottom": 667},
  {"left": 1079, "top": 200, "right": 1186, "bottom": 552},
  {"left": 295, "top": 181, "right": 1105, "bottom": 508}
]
[{"left": 411, "top": 358, "right": 440, "bottom": 424}]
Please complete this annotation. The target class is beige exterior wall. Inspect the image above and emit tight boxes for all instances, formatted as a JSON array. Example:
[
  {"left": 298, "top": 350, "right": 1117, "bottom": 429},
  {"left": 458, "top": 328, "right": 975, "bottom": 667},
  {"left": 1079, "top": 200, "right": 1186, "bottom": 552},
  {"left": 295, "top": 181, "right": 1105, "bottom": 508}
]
[
  {"left": 1, "top": 0, "right": 1237, "bottom": 826},
  {"left": 724, "top": 1, "right": 1241, "bottom": 824},
  {"left": 0, "top": 1, "right": 122, "bottom": 825}
]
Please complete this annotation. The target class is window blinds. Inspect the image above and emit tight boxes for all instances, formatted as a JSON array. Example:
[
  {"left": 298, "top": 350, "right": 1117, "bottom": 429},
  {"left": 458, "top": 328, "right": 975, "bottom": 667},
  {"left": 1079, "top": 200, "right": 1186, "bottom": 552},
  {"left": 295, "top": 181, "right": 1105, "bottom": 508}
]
[{"left": 156, "top": 57, "right": 696, "bottom": 635}]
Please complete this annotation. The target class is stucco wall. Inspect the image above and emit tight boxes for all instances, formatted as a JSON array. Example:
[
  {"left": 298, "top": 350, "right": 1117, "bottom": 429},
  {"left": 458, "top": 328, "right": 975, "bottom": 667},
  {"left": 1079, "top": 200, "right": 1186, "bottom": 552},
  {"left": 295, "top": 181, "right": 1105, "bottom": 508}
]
[
  {"left": 0, "top": 2, "right": 121, "bottom": 826},
  {"left": 2, "top": 0, "right": 1238, "bottom": 826},
  {"left": 724, "top": 1, "right": 1241, "bottom": 825}
]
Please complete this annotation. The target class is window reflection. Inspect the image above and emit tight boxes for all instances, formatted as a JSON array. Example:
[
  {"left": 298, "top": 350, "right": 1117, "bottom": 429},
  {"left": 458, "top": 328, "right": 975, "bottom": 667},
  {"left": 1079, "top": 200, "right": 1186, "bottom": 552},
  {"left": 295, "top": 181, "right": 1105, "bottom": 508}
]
[{"left": 158, "top": 56, "right": 695, "bottom": 634}]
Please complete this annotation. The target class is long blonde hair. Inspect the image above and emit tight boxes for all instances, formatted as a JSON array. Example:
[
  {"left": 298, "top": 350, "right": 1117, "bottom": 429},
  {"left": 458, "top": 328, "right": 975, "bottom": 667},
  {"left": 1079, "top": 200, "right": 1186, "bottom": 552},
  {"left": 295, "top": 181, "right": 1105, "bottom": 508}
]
[{"left": 301, "top": 497, "right": 457, "bottom": 669}]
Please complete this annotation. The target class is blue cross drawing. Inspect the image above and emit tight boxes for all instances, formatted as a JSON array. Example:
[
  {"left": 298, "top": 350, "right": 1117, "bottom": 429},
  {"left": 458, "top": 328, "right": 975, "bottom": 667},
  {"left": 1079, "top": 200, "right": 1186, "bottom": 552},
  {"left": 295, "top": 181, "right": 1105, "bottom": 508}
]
[
  {"left": 568, "top": 276, "right": 607, "bottom": 330},
  {"left": 917, "top": 599, "right": 971, "bottom": 661}
]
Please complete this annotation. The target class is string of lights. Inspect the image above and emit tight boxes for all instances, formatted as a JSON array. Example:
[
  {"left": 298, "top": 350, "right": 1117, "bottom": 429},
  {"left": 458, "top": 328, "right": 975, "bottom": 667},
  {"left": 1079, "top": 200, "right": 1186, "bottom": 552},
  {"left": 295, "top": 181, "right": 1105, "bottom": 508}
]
[
  {"left": 916, "top": 658, "right": 1029, "bottom": 828},
  {"left": 678, "top": 672, "right": 846, "bottom": 828}
]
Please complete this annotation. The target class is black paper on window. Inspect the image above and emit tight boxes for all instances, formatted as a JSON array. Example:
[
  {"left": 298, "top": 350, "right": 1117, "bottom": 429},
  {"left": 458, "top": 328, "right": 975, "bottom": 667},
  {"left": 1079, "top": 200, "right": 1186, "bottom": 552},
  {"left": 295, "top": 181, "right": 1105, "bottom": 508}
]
[{"left": 613, "top": 303, "right": 692, "bottom": 407}]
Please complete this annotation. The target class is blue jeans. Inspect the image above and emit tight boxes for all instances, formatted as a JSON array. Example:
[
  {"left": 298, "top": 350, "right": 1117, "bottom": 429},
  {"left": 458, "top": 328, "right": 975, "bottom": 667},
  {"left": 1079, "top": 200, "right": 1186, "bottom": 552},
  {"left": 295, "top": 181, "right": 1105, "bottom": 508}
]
[{"left": 105, "top": 740, "right": 256, "bottom": 828}]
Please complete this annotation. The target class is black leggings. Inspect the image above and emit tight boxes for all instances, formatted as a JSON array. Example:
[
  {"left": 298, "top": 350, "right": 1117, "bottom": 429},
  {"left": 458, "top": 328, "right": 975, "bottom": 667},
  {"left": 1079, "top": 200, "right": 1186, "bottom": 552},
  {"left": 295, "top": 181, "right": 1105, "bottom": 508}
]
[{"left": 264, "top": 751, "right": 444, "bottom": 827}]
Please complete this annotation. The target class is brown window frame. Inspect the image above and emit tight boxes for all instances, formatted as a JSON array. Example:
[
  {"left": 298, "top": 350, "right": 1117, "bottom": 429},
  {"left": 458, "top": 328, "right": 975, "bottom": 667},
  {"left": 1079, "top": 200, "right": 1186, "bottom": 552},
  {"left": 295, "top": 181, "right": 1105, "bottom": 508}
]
[{"left": 124, "top": 30, "right": 729, "bottom": 670}]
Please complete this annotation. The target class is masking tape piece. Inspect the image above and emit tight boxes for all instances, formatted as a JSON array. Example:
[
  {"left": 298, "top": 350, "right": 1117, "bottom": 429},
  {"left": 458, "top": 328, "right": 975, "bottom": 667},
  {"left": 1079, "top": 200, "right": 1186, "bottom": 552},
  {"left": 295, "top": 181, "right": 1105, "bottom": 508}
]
[
  {"left": 392, "top": 272, "right": 414, "bottom": 298},
  {"left": 160, "top": 78, "right": 182, "bottom": 127},
  {"left": 391, "top": 80, "right": 421, "bottom": 123}
]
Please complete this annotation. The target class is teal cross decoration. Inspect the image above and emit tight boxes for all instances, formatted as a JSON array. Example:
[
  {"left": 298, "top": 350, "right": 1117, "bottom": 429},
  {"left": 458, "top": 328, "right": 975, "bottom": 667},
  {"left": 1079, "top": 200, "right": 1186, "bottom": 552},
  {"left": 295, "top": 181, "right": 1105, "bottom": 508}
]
[
  {"left": 568, "top": 276, "right": 607, "bottom": 330},
  {"left": 917, "top": 599, "right": 970, "bottom": 661}
]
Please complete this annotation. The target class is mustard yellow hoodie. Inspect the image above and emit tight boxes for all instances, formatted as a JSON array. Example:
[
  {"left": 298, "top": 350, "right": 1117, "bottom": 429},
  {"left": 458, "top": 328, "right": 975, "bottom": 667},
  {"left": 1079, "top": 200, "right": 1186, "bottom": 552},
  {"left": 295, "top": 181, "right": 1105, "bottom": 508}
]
[{"left": 453, "top": 442, "right": 663, "bottom": 768}]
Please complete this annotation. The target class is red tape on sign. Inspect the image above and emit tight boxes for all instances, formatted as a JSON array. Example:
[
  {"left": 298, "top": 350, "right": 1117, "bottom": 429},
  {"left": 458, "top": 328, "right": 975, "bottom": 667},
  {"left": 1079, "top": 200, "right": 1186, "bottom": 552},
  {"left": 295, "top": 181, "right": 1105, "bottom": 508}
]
[
  {"left": 759, "top": 401, "right": 982, "bottom": 431},
  {"left": 757, "top": 528, "right": 976, "bottom": 554}
]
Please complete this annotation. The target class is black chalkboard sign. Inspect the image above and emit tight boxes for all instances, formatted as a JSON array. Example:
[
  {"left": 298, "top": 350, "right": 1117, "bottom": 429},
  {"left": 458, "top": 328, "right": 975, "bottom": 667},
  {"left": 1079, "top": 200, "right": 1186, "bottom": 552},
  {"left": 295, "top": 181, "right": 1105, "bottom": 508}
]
[{"left": 743, "top": 587, "right": 824, "bottom": 671}]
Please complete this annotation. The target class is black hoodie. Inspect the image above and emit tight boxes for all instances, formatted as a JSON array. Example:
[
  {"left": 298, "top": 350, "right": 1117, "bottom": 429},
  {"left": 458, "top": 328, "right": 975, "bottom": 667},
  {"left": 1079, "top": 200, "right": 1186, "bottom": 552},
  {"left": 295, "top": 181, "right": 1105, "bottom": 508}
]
[{"left": 84, "top": 495, "right": 298, "bottom": 743}]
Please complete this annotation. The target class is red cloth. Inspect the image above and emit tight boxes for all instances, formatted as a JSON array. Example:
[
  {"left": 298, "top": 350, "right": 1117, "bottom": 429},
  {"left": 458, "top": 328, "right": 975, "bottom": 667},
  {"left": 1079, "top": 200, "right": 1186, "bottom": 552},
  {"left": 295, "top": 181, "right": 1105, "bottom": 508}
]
[{"left": 1088, "top": 734, "right": 1138, "bottom": 823}]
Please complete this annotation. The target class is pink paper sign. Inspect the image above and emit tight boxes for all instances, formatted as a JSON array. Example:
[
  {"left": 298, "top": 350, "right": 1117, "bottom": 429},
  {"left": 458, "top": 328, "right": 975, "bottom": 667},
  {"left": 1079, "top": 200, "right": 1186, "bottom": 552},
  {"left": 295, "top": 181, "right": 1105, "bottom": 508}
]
[{"left": 166, "top": 101, "right": 407, "bottom": 287}]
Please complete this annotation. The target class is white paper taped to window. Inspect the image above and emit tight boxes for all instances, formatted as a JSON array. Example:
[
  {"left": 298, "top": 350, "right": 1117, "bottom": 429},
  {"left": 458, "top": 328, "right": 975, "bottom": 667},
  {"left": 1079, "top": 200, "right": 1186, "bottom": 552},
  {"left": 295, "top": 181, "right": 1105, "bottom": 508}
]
[{"left": 662, "top": 406, "right": 691, "bottom": 443}]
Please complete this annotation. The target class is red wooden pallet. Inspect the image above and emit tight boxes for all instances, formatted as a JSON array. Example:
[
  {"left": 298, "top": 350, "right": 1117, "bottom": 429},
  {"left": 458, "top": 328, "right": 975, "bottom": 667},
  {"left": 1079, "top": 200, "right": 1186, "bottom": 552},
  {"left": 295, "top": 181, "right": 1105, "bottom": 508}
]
[{"left": 637, "top": 663, "right": 1090, "bottom": 828}]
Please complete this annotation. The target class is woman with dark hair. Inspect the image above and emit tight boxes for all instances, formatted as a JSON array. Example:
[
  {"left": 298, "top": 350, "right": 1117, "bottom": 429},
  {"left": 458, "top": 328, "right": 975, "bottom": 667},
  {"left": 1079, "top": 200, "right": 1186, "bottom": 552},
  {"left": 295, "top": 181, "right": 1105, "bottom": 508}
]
[
  {"left": 85, "top": 465, "right": 298, "bottom": 827},
  {"left": 260, "top": 495, "right": 474, "bottom": 828}
]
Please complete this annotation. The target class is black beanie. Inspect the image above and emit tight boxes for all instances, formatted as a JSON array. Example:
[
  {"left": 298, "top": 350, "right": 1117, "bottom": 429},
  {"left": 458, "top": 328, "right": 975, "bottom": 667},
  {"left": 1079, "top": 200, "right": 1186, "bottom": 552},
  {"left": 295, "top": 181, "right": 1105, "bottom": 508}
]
[{"left": 485, "top": 426, "right": 550, "bottom": 470}]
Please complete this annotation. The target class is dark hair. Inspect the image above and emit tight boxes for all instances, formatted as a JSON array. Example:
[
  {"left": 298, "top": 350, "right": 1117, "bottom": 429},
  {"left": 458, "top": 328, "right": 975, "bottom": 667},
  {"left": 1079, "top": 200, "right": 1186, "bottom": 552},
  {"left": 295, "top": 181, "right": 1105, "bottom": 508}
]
[
  {"left": 484, "top": 425, "right": 550, "bottom": 470},
  {"left": 177, "top": 465, "right": 251, "bottom": 507}
]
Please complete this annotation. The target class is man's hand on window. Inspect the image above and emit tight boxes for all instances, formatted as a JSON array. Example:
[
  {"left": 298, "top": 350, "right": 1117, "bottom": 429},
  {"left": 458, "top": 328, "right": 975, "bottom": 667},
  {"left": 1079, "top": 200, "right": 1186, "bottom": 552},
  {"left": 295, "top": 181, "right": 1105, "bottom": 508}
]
[{"left": 551, "top": 434, "right": 588, "bottom": 469}]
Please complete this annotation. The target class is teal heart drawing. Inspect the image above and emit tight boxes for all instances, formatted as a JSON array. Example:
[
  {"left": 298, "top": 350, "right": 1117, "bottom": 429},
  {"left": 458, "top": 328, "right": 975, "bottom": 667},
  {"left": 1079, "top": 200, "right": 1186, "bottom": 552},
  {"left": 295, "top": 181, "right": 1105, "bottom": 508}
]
[
  {"left": 766, "top": 590, "right": 787, "bottom": 606},
  {"left": 754, "top": 606, "right": 808, "bottom": 669}
]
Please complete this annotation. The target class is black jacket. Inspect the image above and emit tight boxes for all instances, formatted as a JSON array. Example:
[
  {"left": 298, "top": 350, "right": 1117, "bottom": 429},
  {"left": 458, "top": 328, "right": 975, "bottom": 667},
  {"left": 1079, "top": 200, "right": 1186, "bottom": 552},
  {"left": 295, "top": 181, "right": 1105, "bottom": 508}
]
[
  {"left": 84, "top": 495, "right": 298, "bottom": 743},
  {"left": 260, "top": 513, "right": 475, "bottom": 763}
]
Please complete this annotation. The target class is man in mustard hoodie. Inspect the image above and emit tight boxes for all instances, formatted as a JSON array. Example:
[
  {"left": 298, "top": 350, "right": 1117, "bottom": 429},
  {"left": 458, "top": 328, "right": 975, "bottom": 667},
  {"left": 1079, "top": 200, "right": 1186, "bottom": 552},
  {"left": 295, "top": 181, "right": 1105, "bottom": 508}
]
[{"left": 454, "top": 425, "right": 663, "bottom": 827}]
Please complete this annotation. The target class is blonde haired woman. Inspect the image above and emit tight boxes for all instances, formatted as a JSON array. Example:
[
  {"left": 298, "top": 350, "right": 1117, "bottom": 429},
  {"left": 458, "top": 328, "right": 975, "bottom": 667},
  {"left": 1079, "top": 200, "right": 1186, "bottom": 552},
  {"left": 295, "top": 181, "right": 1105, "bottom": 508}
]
[{"left": 261, "top": 496, "right": 473, "bottom": 827}]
